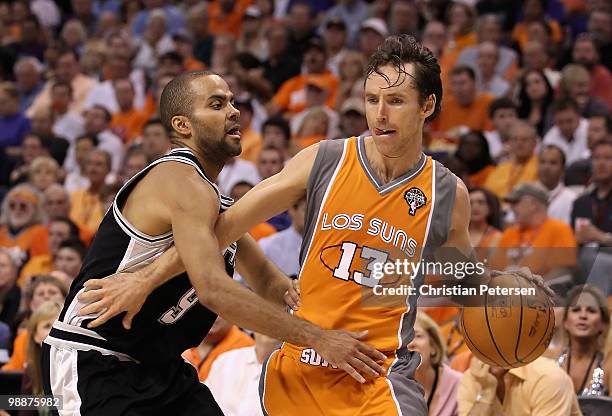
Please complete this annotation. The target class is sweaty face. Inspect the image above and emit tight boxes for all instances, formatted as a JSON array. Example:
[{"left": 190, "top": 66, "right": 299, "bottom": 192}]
[
  {"left": 365, "top": 64, "right": 433, "bottom": 157},
  {"left": 187, "top": 75, "right": 242, "bottom": 160}
]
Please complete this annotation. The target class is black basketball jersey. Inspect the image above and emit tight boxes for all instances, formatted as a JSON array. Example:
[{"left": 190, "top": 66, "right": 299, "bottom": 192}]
[{"left": 47, "top": 148, "right": 237, "bottom": 364}]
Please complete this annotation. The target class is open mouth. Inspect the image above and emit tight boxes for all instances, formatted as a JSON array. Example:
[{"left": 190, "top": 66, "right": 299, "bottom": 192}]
[
  {"left": 226, "top": 127, "right": 241, "bottom": 137},
  {"left": 374, "top": 128, "right": 397, "bottom": 136}
]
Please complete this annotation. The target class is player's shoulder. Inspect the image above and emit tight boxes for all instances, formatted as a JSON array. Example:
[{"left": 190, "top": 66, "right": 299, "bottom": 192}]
[{"left": 145, "top": 160, "right": 219, "bottom": 202}]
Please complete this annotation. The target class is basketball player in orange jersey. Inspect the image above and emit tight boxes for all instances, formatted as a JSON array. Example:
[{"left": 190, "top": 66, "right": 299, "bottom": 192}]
[{"left": 79, "top": 36, "right": 552, "bottom": 415}]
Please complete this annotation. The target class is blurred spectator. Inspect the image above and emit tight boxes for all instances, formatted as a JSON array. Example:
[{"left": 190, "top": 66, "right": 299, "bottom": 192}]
[
  {"left": 0, "top": 184, "right": 48, "bottom": 259},
  {"left": 13, "top": 57, "right": 45, "bottom": 113},
  {"left": 444, "top": 2, "right": 477, "bottom": 54},
  {"left": 131, "top": 0, "right": 186, "bottom": 37},
  {"left": 19, "top": 217, "right": 79, "bottom": 286},
  {"left": 258, "top": 197, "right": 305, "bottom": 278},
  {"left": 229, "top": 53, "right": 273, "bottom": 113},
  {"left": 484, "top": 98, "right": 518, "bottom": 162},
  {"left": 458, "top": 356, "right": 581, "bottom": 416},
  {"left": 322, "top": 17, "right": 348, "bottom": 77},
  {"left": 50, "top": 81, "right": 86, "bottom": 144},
  {"left": 484, "top": 121, "right": 539, "bottom": 199},
  {"left": 565, "top": 113, "right": 612, "bottom": 187},
  {"left": 572, "top": 34, "right": 612, "bottom": 109},
  {"left": 421, "top": 21, "right": 446, "bottom": 59},
  {"left": 286, "top": 2, "right": 317, "bottom": 62},
  {"left": 142, "top": 118, "right": 171, "bottom": 162},
  {"left": 516, "top": 69, "right": 555, "bottom": 137},
  {"left": 208, "top": 0, "right": 250, "bottom": 39},
  {"left": 120, "top": 147, "right": 148, "bottom": 185},
  {"left": 182, "top": 316, "right": 255, "bottom": 382},
  {"left": 538, "top": 145, "right": 577, "bottom": 225},
  {"left": 262, "top": 23, "right": 301, "bottom": 91},
  {"left": 110, "top": 78, "right": 149, "bottom": 143},
  {"left": 69, "top": 0, "right": 99, "bottom": 36},
  {"left": 334, "top": 50, "right": 365, "bottom": 111},
  {"left": 205, "top": 332, "right": 279, "bottom": 416},
  {"left": 30, "top": 0, "right": 61, "bottom": 29},
  {"left": 157, "top": 51, "right": 185, "bottom": 79},
  {"left": 473, "top": 42, "right": 509, "bottom": 98},
  {"left": 27, "top": 49, "right": 97, "bottom": 119},
  {"left": 291, "top": 76, "right": 340, "bottom": 140},
  {"left": 588, "top": 7, "right": 611, "bottom": 71},
  {"left": 64, "top": 134, "right": 96, "bottom": 193},
  {"left": 8, "top": 134, "right": 49, "bottom": 187},
  {"left": 521, "top": 41, "right": 561, "bottom": 87},
  {"left": 29, "top": 108, "right": 70, "bottom": 166},
  {"left": 558, "top": 64, "right": 609, "bottom": 119},
  {"left": 491, "top": 182, "right": 577, "bottom": 278},
  {"left": 0, "top": 250, "right": 21, "bottom": 329},
  {"left": 468, "top": 187, "right": 502, "bottom": 262},
  {"left": 69, "top": 149, "right": 112, "bottom": 233},
  {"left": 28, "top": 156, "right": 60, "bottom": 193},
  {"left": 389, "top": 0, "right": 420, "bottom": 37},
  {"left": 42, "top": 185, "right": 71, "bottom": 223},
  {"left": 187, "top": 3, "right": 215, "bottom": 67},
  {"left": 557, "top": 285, "right": 611, "bottom": 395},
  {"left": 338, "top": 97, "right": 367, "bottom": 139},
  {"left": 80, "top": 40, "right": 108, "bottom": 78},
  {"left": 53, "top": 238, "right": 86, "bottom": 282},
  {"left": 235, "top": 98, "right": 262, "bottom": 164},
  {"left": 61, "top": 19, "right": 88, "bottom": 53},
  {"left": 319, "top": 0, "right": 370, "bottom": 46},
  {"left": 210, "top": 35, "right": 236, "bottom": 74},
  {"left": 294, "top": 107, "right": 330, "bottom": 150},
  {"left": 358, "top": 18, "right": 387, "bottom": 58},
  {"left": 236, "top": 6, "right": 268, "bottom": 62},
  {"left": 267, "top": 37, "right": 338, "bottom": 117},
  {"left": 256, "top": 146, "right": 284, "bottom": 181},
  {"left": 0, "top": 82, "right": 32, "bottom": 148},
  {"left": 172, "top": 31, "right": 206, "bottom": 72},
  {"left": 229, "top": 181, "right": 276, "bottom": 241},
  {"left": 218, "top": 157, "right": 260, "bottom": 196},
  {"left": 408, "top": 312, "right": 461, "bottom": 416},
  {"left": 543, "top": 98, "right": 590, "bottom": 166},
  {"left": 455, "top": 130, "right": 495, "bottom": 188},
  {"left": 432, "top": 66, "right": 494, "bottom": 137},
  {"left": 7, "top": 14, "right": 47, "bottom": 62},
  {"left": 132, "top": 9, "right": 176, "bottom": 74},
  {"left": 261, "top": 116, "right": 291, "bottom": 160},
  {"left": 511, "top": 0, "right": 563, "bottom": 51}
]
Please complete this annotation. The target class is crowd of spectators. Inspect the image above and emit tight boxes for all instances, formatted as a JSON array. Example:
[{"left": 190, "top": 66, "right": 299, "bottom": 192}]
[{"left": 0, "top": 0, "right": 611, "bottom": 415}]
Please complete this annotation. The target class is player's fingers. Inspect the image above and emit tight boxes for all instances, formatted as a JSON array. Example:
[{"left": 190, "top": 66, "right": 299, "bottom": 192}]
[
  {"left": 123, "top": 311, "right": 135, "bottom": 330},
  {"left": 283, "top": 292, "right": 298, "bottom": 310},
  {"left": 357, "top": 341, "right": 387, "bottom": 362},
  {"left": 77, "top": 289, "right": 104, "bottom": 303},
  {"left": 289, "top": 290, "right": 300, "bottom": 307},
  {"left": 87, "top": 309, "right": 115, "bottom": 328},
  {"left": 346, "top": 330, "right": 368, "bottom": 340},
  {"left": 292, "top": 279, "right": 300, "bottom": 295},
  {"left": 339, "top": 362, "right": 365, "bottom": 384},
  {"left": 353, "top": 352, "right": 385, "bottom": 377},
  {"left": 78, "top": 300, "right": 109, "bottom": 316},
  {"left": 83, "top": 279, "right": 106, "bottom": 289}
]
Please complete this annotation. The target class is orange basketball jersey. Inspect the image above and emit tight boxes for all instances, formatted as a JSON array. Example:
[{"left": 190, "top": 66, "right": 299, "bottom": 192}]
[{"left": 295, "top": 136, "right": 458, "bottom": 353}]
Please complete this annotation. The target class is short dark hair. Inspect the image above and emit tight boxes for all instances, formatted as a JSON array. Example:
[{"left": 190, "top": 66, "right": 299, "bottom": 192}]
[
  {"left": 592, "top": 139, "right": 612, "bottom": 153},
  {"left": 50, "top": 217, "right": 80, "bottom": 240},
  {"left": 589, "top": 113, "right": 612, "bottom": 134},
  {"left": 58, "top": 238, "right": 87, "bottom": 260},
  {"left": 75, "top": 134, "right": 99, "bottom": 147},
  {"left": 159, "top": 71, "right": 214, "bottom": 132},
  {"left": 58, "top": 48, "right": 80, "bottom": 62},
  {"left": 450, "top": 65, "right": 476, "bottom": 81},
  {"left": 143, "top": 117, "right": 170, "bottom": 135},
  {"left": 489, "top": 97, "right": 517, "bottom": 119},
  {"left": 158, "top": 51, "right": 183, "bottom": 66},
  {"left": 262, "top": 116, "right": 291, "bottom": 142},
  {"left": 541, "top": 144, "right": 566, "bottom": 166},
  {"left": 552, "top": 97, "right": 581, "bottom": 115},
  {"left": 365, "top": 35, "right": 443, "bottom": 123},
  {"left": 89, "top": 105, "right": 112, "bottom": 123}
]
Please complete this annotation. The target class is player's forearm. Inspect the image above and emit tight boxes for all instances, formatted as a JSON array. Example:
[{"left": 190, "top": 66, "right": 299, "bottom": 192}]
[{"left": 141, "top": 245, "right": 185, "bottom": 291}]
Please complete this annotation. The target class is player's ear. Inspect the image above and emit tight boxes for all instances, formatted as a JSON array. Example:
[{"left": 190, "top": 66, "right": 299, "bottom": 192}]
[
  {"left": 422, "top": 94, "right": 436, "bottom": 119},
  {"left": 171, "top": 115, "right": 191, "bottom": 136}
]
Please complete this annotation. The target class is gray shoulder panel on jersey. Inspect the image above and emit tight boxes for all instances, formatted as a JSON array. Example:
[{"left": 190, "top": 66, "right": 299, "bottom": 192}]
[
  {"left": 424, "top": 160, "right": 458, "bottom": 251},
  {"left": 299, "top": 139, "right": 346, "bottom": 266}
]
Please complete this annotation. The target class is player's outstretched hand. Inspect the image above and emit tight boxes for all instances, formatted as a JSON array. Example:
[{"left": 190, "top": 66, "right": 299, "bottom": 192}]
[
  {"left": 77, "top": 271, "right": 149, "bottom": 329},
  {"left": 313, "top": 330, "right": 387, "bottom": 384},
  {"left": 284, "top": 279, "right": 300, "bottom": 311},
  {"left": 496, "top": 268, "right": 556, "bottom": 303}
]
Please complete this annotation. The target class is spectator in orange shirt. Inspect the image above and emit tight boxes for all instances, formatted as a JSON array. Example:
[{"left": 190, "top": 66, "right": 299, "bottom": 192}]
[
  {"left": 235, "top": 97, "right": 262, "bottom": 163},
  {"left": 182, "top": 316, "right": 254, "bottom": 381},
  {"left": 267, "top": 37, "right": 339, "bottom": 117},
  {"left": 484, "top": 121, "right": 539, "bottom": 199},
  {"left": 490, "top": 182, "right": 577, "bottom": 279},
  {"left": 172, "top": 31, "right": 206, "bottom": 72},
  {"left": 141, "top": 118, "right": 171, "bottom": 162},
  {"left": 432, "top": 65, "right": 495, "bottom": 136},
  {"left": 294, "top": 107, "right": 330, "bottom": 150},
  {"left": 455, "top": 130, "right": 496, "bottom": 188},
  {"left": 207, "top": 0, "right": 250, "bottom": 39},
  {"left": 110, "top": 78, "right": 149, "bottom": 143},
  {"left": 42, "top": 184, "right": 94, "bottom": 246},
  {"left": 512, "top": 0, "right": 563, "bottom": 51}
]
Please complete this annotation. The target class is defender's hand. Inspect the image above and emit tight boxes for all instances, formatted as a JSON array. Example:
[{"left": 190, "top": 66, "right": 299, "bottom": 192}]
[
  {"left": 77, "top": 271, "right": 150, "bottom": 329},
  {"left": 284, "top": 279, "right": 300, "bottom": 311},
  {"left": 312, "top": 330, "right": 387, "bottom": 384}
]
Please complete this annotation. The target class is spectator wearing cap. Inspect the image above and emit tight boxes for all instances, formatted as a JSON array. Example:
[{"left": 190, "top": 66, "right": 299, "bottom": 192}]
[
  {"left": 0, "top": 82, "right": 32, "bottom": 148},
  {"left": 572, "top": 34, "right": 612, "bottom": 109},
  {"left": 286, "top": 2, "right": 317, "bottom": 62},
  {"left": 484, "top": 98, "right": 518, "bottom": 162},
  {"left": 172, "top": 31, "right": 206, "bottom": 72},
  {"left": 318, "top": 0, "right": 370, "bottom": 46},
  {"left": 358, "top": 17, "right": 387, "bottom": 58},
  {"left": 235, "top": 98, "right": 262, "bottom": 164},
  {"left": 267, "top": 36, "right": 338, "bottom": 116},
  {"left": 511, "top": 0, "right": 563, "bottom": 52},
  {"left": 262, "top": 23, "right": 301, "bottom": 91},
  {"left": 13, "top": 57, "right": 45, "bottom": 113},
  {"left": 543, "top": 98, "right": 590, "bottom": 166},
  {"left": 431, "top": 66, "right": 494, "bottom": 136},
  {"left": 558, "top": 64, "right": 609, "bottom": 119},
  {"left": 208, "top": 0, "right": 251, "bottom": 39},
  {"left": 131, "top": 0, "right": 187, "bottom": 37},
  {"left": 490, "top": 182, "right": 577, "bottom": 278},
  {"left": 110, "top": 78, "right": 149, "bottom": 143},
  {"left": 187, "top": 3, "right": 215, "bottom": 67},
  {"left": 538, "top": 145, "right": 577, "bottom": 225},
  {"left": 236, "top": 5, "right": 268, "bottom": 62},
  {"left": 27, "top": 50, "right": 97, "bottom": 119},
  {"left": 484, "top": 121, "right": 539, "bottom": 199},
  {"left": 565, "top": 113, "right": 612, "bottom": 187},
  {"left": 337, "top": 97, "right": 367, "bottom": 140},
  {"left": 290, "top": 75, "right": 340, "bottom": 140},
  {"left": 322, "top": 17, "right": 348, "bottom": 78}
]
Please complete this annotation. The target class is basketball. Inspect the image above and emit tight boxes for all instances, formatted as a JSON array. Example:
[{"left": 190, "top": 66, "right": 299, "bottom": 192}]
[{"left": 460, "top": 271, "right": 555, "bottom": 369}]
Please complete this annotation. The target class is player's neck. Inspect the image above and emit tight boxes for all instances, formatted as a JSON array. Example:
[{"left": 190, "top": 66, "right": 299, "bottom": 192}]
[
  {"left": 571, "top": 337, "right": 600, "bottom": 359},
  {"left": 174, "top": 143, "right": 226, "bottom": 181},
  {"left": 364, "top": 136, "right": 423, "bottom": 184}
]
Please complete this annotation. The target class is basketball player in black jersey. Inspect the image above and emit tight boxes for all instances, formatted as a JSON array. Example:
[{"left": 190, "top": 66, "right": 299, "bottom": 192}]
[{"left": 41, "top": 71, "right": 387, "bottom": 415}]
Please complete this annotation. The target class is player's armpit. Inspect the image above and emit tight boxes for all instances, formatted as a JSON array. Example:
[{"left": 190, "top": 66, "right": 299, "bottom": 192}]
[
  {"left": 216, "top": 143, "right": 319, "bottom": 248},
  {"left": 235, "top": 234, "right": 292, "bottom": 307}
]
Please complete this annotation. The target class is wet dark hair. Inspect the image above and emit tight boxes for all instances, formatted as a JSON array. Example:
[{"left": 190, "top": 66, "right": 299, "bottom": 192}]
[{"left": 365, "top": 35, "right": 442, "bottom": 123}]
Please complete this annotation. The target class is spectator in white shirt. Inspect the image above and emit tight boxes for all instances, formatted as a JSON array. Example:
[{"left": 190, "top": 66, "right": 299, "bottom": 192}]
[
  {"left": 64, "top": 134, "right": 96, "bottom": 193},
  {"left": 475, "top": 42, "right": 509, "bottom": 98},
  {"left": 50, "top": 81, "right": 85, "bottom": 144},
  {"left": 259, "top": 197, "right": 305, "bottom": 278},
  {"left": 484, "top": 98, "right": 518, "bottom": 162},
  {"left": 538, "top": 144, "right": 577, "bottom": 225},
  {"left": 217, "top": 157, "right": 261, "bottom": 195},
  {"left": 206, "top": 333, "right": 280, "bottom": 416},
  {"left": 543, "top": 98, "right": 590, "bottom": 166}
]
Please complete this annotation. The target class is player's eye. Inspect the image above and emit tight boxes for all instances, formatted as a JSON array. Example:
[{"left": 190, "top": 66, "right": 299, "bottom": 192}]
[
  {"left": 211, "top": 102, "right": 222, "bottom": 109},
  {"left": 390, "top": 98, "right": 403, "bottom": 104},
  {"left": 366, "top": 97, "right": 378, "bottom": 104}
]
